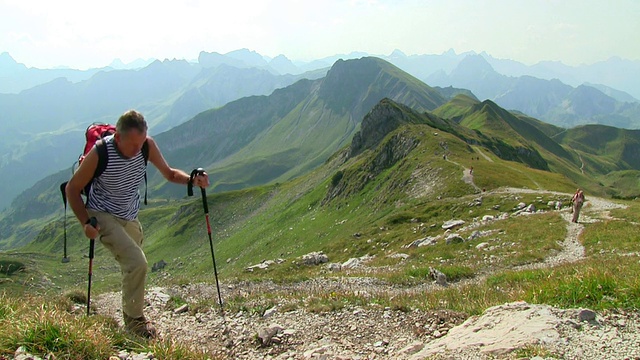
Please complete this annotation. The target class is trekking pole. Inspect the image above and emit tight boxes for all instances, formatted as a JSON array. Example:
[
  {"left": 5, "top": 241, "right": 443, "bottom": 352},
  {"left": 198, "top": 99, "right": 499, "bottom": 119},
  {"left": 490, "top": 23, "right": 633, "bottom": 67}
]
[
  {"left": 86, "top": 217, "right": 98, "bottom": 316},
  {"left": 188, "top": 168, "right": 224, "bottom": 312}
]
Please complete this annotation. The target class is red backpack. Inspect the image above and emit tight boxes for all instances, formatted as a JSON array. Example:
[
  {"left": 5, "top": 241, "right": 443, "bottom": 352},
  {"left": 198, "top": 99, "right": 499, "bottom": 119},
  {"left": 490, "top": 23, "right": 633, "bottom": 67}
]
[
  {"left": 59, "top": 123, "right": 149, "bottom": 262},
  {"left": 78, "top": 123, "right": 117, "bottom": 169}
]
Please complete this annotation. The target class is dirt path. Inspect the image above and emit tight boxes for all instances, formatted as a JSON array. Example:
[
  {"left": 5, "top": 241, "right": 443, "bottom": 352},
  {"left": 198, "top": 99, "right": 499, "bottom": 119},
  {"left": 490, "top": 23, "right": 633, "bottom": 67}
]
[
  {"left": 472, "top": 146, "right": 494, "bottom": 162},
  {"left": 446, "top": 157, "right": 481, "bottom": 192},
  {"left": 576, "top": 150, "right": 585, "bottom": 174},
  {"left": 461, "top": 168, "right": 481, "bottom": 192},
  {"left": 497, "top": 188, "right": 626, "bottom": 270}
]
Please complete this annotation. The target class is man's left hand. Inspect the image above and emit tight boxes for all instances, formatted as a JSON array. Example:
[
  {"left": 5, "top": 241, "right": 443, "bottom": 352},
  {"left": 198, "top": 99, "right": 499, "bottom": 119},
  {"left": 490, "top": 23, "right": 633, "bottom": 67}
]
[{"left": 194, "top": 172, "right": 210, "bottom": 188}]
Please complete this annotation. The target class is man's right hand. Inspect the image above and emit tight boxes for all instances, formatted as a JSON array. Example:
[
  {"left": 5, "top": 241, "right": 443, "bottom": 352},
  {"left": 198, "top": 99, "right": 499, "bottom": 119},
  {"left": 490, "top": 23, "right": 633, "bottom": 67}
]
[{"left": 84, "top": 219, "right": 100, "bottom": 239}]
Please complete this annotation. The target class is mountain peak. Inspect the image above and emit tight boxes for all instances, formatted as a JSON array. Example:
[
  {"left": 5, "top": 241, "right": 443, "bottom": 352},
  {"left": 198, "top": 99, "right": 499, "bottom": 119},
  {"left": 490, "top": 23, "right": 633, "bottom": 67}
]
[
  {"left": 0, "top": 52, "right": 27, "bottom": 75},
  {"left": 319, "top": 57, "right": 389, "bottom": 108},
  {"left": 390, "top": 49, "right": 407, "bottom": 58},
  {"left": 108, "top": 58, "right": 155, "bottom": 70},
  {"left": 456, "top": 54, "right": 496, "bottom": 73},
  {"left": 349, "top": 99, "right": 419, "bottom": 157},
  {"left": 225, "top": 48, "right": 268, "bottom": 67},
  {"left": 269, "top": 54, "right": 298, "bottom": 75},
  {"left": 443, "top": 48, "right": 457, "bottom": 56},
  {"left": 0, "top": 52, "right": 16, "bottom": 63},
  {"left": 319, "top": 57, "right": 445, "bottom": 117}
]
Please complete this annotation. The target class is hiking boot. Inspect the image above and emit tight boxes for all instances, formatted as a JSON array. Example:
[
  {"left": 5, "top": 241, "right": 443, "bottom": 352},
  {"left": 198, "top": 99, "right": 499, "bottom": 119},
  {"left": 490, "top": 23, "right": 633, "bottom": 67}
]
[{"left": 123, "top": 313, "right": 158, "bottom": 339}]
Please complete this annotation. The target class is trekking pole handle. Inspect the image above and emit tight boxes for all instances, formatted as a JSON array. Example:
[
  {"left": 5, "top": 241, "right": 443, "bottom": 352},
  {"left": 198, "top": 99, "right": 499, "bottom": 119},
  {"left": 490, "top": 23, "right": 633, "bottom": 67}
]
[
  {"left": 188, "top": 168, "right": 206, "bottom": 197},
  {"left": 88, "top": 217, "right": 97, "bottom": 258}
]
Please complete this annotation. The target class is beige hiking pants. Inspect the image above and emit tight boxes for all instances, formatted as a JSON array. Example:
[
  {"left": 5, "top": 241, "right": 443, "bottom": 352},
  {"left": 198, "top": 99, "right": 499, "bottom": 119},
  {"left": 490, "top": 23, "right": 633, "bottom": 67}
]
[
  {"left": 88, "top": 210, "right": 147, "bottom": 318},
  {"left": 572, "top": 201, "right": 583, "bottom": 223}
]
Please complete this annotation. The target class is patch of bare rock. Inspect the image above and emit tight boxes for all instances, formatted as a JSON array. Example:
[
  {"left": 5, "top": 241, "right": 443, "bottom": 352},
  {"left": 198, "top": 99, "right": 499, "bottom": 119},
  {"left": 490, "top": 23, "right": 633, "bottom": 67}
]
[{"left": 94, "top": 285, "right": 640, "bottom": 360}]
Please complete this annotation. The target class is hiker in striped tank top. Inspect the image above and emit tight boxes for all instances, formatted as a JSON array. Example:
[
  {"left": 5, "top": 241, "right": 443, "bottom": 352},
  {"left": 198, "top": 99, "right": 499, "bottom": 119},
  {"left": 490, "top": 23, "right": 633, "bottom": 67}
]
[{"left": 65, "top": 110, "right": 209, "bottom": 338}]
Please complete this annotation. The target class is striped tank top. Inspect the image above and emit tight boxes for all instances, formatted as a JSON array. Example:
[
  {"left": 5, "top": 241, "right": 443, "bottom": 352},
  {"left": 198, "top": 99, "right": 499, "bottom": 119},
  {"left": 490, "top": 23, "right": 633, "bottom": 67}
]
[{"left": 86, "top": 135, "right": 147, "bottom": 220}]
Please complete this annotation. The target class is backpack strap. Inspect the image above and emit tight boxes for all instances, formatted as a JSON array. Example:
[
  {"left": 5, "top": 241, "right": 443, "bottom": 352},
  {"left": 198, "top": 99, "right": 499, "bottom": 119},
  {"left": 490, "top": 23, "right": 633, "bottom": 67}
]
[
  {"left": 79, "top": 139, "right": 109, "bottom": 199},
  {"left": 94, "top": 140, "right": 109, "bottom": 179}
]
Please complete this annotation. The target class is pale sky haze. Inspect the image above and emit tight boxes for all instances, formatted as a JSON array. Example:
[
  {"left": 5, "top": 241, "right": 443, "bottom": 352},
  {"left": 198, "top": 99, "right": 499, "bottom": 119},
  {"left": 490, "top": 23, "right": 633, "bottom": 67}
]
[{"left": 1, "top": 0, "right": 639, "bottom": 70}]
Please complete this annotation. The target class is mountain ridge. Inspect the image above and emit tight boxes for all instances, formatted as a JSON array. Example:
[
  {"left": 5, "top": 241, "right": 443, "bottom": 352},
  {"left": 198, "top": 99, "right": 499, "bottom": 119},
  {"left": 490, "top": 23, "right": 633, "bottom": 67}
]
[{"left": 428, "top": 54, "right": 640, "bottom": 129}]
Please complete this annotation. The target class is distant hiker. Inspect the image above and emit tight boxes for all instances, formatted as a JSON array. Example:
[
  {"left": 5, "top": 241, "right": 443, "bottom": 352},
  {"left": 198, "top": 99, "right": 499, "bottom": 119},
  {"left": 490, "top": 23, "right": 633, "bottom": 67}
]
[
  {"left": 469, "top": 166, "right": 473, "bottom": 175},
  {"left": 65, "top": 110, "right": 209, "bottom": 338},
  {"left": 571, "top": 189, "right": 585, "bottom": 223}
]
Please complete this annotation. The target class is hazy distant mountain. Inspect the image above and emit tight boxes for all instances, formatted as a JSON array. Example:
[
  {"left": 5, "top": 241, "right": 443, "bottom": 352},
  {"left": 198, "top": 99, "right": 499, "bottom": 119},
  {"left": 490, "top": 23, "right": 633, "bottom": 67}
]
[
  {"left": 5, "top": 48, "right": 640, "bottom": 100},
  {"left": 198, "top": 49, "right": 271, "bottom": 71},
  {"left": 0, "top": 52, "right": 27, "bottom": 76},
  {"left": 0, "top": 52, "right": 108, "bottom": 94},
  {"left": 373, "top": 49, "right": 640, "bottom": 102},
  {"left": 293, "top": 51, "right": 370, "bottom": 73},
  {"left": 428, "top": 54, "right": 511, "bottom": 101},
  {"left": 382, "top": 48, "right": 469, "bottom": 81},
  {"left": 108, "top": 58, "right": 156, "bottom": 70},
  {"left": 0, "top": 59, "right": 199, "bottom": 136},
  {"left": 268, "top": 55, "right": 299, "bottom": 75},
  {"left": 197, "top": 51, "right": 238, "bottom": 68},
  {"left": 427, "top": 55, "right": 640, "bottom": 129},
  {"left": 156, "top": 64, "right": 327, "bottom": 133},
  {"left": 225, "top": 48, "right": 270, "bottom": 68},
  {"left": 481, "top": 53, "right": 640, "bottom": 100},
  {"left": 584, "top": 83, "right": 639, "bottom": 103}
]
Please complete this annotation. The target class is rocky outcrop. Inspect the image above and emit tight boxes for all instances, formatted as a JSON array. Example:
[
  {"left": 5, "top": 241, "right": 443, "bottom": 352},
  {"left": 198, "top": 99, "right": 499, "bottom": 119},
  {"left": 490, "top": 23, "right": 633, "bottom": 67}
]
[
  {"left": 349, "top": 99, "right": 420, "bottom": 158},
  {"left": 325, "top": 102, "right": 423, "bottom": 204}
]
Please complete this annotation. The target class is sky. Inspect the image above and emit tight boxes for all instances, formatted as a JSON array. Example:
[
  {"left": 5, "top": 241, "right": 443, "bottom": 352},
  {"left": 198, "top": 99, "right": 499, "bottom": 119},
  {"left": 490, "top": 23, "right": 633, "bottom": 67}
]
[{"left": 1, "top": 0, "right": 639, "bottom": 70}]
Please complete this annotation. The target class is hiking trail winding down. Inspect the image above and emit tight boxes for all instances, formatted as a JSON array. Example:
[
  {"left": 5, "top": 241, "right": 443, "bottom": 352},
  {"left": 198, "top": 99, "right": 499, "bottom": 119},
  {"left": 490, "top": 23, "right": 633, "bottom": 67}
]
[{"left": 95, "top": 188, "right": 640, "bottom": 360}]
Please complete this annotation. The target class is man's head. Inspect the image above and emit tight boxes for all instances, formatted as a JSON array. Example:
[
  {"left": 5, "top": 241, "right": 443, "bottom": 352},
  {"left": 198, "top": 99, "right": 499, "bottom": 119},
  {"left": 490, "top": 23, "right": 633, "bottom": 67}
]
[{"left": 115, "top": 110, "right": 148, "bottom": 158}]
